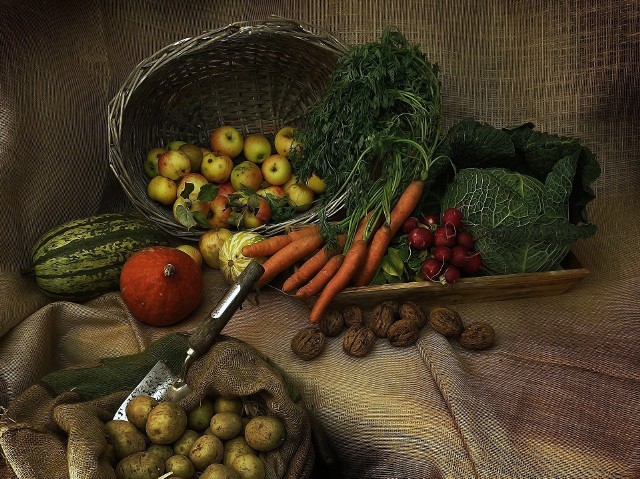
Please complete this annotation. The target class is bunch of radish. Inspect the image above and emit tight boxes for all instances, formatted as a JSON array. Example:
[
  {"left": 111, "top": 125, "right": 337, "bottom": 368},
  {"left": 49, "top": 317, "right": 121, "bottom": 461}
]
[{"left": 402, "top": 207, "right": 482, "bottom": 284}]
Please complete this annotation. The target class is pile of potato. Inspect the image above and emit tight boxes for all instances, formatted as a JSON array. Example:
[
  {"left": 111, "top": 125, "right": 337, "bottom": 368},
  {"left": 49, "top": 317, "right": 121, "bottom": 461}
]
[{"left": 104, "top": 394, "right": 286, "bottom": 479}]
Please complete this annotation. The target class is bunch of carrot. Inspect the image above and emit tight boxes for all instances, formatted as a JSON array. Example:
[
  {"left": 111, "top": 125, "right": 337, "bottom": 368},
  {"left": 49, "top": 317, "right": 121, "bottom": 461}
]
[{"left": 242, "top": 180, "right": 425, "bottom": 324}]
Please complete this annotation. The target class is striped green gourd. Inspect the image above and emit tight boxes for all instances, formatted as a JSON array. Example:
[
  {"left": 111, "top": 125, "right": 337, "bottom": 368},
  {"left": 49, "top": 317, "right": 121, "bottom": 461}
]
[{"left": 30, "top": 212, "right": 169, "bottom": 301}]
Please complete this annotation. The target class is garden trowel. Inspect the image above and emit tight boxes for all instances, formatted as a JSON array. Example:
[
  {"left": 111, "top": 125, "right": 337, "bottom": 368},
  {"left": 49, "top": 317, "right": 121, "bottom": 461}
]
[{"left": 113, "top": 260, "right": 264, "bottom": 420}]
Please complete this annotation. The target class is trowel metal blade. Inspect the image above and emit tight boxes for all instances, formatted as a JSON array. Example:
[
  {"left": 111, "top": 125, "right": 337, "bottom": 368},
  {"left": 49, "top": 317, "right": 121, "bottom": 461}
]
[{"left": 113, "top": 361, "right": 192, "bottom": 420}]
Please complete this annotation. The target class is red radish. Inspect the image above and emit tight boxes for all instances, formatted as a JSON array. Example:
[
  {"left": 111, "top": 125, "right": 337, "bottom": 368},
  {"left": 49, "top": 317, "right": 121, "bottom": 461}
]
[
  {"left": 433, "top": 245, "right": 452, "bottom": 263},
  {"left": 402, "top": 216, "right": 420, "bottom": 234},
  {"left": 433, "top": 225, "right": 456, "bottom": 247},
  {"left": 462, "top": 252, "right": 482, "bottom": 275},
  {"left": 442, "top": 264, "right": 461, "bottom": 283},
  {"left": 422, "top": 213, "right": 440, "bottom": 228},
  {"left": 421, "top": 258, "right": 442, "bottom": 281},
  {"left": 442, "top": 207, "right": 464, "bottom": 229},
  {"left": 449, "top": 245, "right": 469, "bottom": 268},
  {"left": 408, "top": 227, "right": 433, "bottom": 250},
  {"left": 456, "top": 231, "right": 475, "bottom": 250}
]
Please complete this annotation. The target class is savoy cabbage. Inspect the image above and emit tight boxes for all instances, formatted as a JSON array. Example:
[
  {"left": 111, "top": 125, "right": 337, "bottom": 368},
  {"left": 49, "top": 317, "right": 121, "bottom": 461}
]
[{"left": 437, "top": 119, "right": 599, "bottom": 274}]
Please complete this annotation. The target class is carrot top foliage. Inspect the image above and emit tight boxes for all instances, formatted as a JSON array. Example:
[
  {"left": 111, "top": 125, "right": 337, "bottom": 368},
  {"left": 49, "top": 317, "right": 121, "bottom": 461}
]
[{"left": 292, "top": 28, "right": 444, "bottom": 249}]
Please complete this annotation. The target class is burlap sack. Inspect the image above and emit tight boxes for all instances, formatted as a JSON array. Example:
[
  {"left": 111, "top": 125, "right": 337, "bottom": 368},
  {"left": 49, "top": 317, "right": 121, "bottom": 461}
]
[{"left": 0, "top": 336, "right": 315, "bottom": 479}]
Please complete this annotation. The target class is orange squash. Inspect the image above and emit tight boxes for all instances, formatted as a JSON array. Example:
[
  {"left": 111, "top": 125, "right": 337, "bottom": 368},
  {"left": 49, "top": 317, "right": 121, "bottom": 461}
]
[{"left": 120, "top": 246, "right": 203, "bottom": 326}]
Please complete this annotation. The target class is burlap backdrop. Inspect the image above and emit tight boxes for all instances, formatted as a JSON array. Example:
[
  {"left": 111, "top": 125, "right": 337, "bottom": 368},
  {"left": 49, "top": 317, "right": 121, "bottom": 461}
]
[{"left": 1, "top": 1, "right": 639, "bottom": 478}]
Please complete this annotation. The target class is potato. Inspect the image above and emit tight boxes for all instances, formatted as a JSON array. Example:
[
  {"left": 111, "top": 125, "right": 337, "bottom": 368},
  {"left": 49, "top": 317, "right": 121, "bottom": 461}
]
[
  {"left": 165, "top": 454, "right": 196, "bottom": 479},
  {"left": 115, "top": 451, "right": 165, "bottom": 479},
  {"left": 146, "top": 444, "right": 174, "bottom": 462},
  {"left": 173, "top": 429, "right": 200, "bottom": 456},
  {"left": 223, "top": 437, "right": 255, "bottom": 467},
  {"left": 145, "top": 401, "right": 187, "bottom": 444},
  {"left": 125, "top": 395, "right": 158, "bottom": 429},
  {"left": 102, "top": 443, "right": 117, "bottom": 466},
  {"left": 188, "top": 434, "right": 224, "bottom": 471},
  {"left": 187, "top": 398, "right": 216, "bottom": 431},
  {"left": 201, "top": 463, "right": 241, "bottom": 479},
  {"left": 209, "top": 412, "right": 243, "bottom": 440},
  {"left": 213, "top": 396, "right": 243, "bottom": 415},
  {"left": 105, "top": 420, "right": 147, "bottom": 460},
  {"left": 230, "top": 454, "right": 265, "bottom": 479},
  {"left": 243, "top": 416, "right": 286, "bottom": 452}
]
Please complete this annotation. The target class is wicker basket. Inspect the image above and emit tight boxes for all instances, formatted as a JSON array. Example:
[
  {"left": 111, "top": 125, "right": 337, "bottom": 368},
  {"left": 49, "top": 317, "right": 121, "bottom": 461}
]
[{"left": 108, "top": 17, "right": 347, "bottom": 240}]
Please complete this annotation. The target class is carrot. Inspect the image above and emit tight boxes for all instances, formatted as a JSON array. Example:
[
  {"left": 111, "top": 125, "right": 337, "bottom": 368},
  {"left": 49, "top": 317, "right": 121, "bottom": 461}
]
[
  {"left": 258, "top": 233, "right": 325, "bottom": 285},
  {"left": 282, "top": 235, "right": 346, "bottom": 293},
  {"left": 353, "top": 180, "right": 424, "bottom": 286},
  {"left": 242, "top": 225, "right": 320, "bottom": 257},
  {"left": 308, "top": 239, "right": 368, "bottom": 323},
  {"left": 296, "top": 254, "right": 344, "bottom": 298}
]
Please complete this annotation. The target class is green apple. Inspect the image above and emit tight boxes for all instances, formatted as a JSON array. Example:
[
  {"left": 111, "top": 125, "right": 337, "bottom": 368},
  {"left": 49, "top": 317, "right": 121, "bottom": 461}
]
[
  {"left": 146, "top": 175, "right": 177, "bottom": 205},
  {"left": 179, "top": 143, "right": 204, "bottom": 172},
  {"left": 201, "top": 151, "right": 234, "bottom": 183},
  {"left": 158, "top": 150, "right": 191, "bottom": 181},
  {"left": 283, "top": 174, "right": 298, "bottom": 192},
  {"left": 207, "top": 194, "right": 232, "bottom": 229},
  {"left": 175, "top": 244, "right": 203, "bottom": 269},
  {"left": 167, "top": 140, "right": 187, "bottom": 150},
  {"left": 144, "top": 147, "right": 166, "bottom": 178},
  {"left": 261, "top": 154, "right": 292, "bottom": 186},
  {"left": 257, "top": 185, "right": 286, "bottom": 203},
  {"left": 235, "top": 193, "right": 271, "bottom": 229},
  {"left": 199, "top": 228, "right": 233, "bottom": 269},
  {"left": 210, "top": 125, "right": 244, "bottom": 159},
  {"left": 242, "top": 134, "right": 272, "bottom": 164},
  {"left": 274, "top": 126, "right": 301, "bottom": 157},
  {"left": 230, "top": 161, "right": 263, "bottom": 192},
  {"left": 286, "top": 184, "right": 315, "bottom": 212},
  {"left": 306, "top": 173, "right": 326, "bottom": 194},
  {"left": 177, "top": 173, "right": 209, "bottom": 201}
]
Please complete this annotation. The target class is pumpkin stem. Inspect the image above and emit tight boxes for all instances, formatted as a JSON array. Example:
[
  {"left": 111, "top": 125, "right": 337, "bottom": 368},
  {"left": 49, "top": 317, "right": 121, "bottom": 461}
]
[{"left": 164, "top": 264, "right": 176, "bottom": 277}]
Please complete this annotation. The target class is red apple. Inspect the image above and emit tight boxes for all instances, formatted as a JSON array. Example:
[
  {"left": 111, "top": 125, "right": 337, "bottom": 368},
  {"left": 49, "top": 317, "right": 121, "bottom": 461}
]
[
  {"left": 210, "top": 125, "right": 244, "bottom": 159},
  {"left": 207, "top": 195, "right": 232, "bottom": 228},
  {"left": 158, "top": 150, "right": 191, "bottom": 181}
]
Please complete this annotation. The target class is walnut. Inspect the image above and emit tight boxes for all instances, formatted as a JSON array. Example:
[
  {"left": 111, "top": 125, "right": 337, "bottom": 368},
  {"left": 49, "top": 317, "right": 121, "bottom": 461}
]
[
  {"left": 342, "top": 326, "right": 376, "bottom": 358},
  {"left": 459, "top": 322, "right": 495, "bottom": 350},
  {"left": 428, "top": 306, "right": 464, "bottom": 338},
  {"left": 317, "top": 310, "right": 344, "bottom": 337},
  {"left": 380, "top": 300, "right": 400, "bottom": 316},
  {"left": 342, "top": 305, "right": 364, "bottom": 328},
  {"left": 399, "top": 301, "right": 427, "bottom": 329},
  {"left": 368, "top": 302, "right": 396, "bottom": 338},
  {"left": 291, "top": 327, "right": 327, "bottom": 360},
  {"left": 387, "top": 319, "right": 420, "bottom": 347}
]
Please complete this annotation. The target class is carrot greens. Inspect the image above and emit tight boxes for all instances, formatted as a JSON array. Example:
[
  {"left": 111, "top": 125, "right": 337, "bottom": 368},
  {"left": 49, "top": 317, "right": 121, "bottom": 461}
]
[{"left": 292, "top": 28, "right": 444, "bottom": 249}]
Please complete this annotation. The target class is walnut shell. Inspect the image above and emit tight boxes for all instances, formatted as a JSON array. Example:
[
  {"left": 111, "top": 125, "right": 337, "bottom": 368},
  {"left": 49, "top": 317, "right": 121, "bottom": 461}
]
[
  {"left": 317, "top": 310, "right": 344, "bottom": 337},
  {"left": 342, "top": 306, "right": 364, "bottom": 328},
  {"left": 459, "top": 322, "right": 495, "bottom": 350},
  {"left": 387, "top": 318, "right": 420, "bottom": 347},
  {"left": 380, "top": 300, "right": 400, "bottom": 316},
  {"left": 342, "top": 326, "right": 376, "bottom": 358},
  {"left": 428, "top": 306, "right": 464, "bottom": 338},
  {"left": 368, "top": 303, "right": 396, "bottom": 338},
  {"left": 291, "top": 327, "right": 327, "bottom": 360},
  {"left": 399, "top": 302, "right": 427, "bottom": 329}
]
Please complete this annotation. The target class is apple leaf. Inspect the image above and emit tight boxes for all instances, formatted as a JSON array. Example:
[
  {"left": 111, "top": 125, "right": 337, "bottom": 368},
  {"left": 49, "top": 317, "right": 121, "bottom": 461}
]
[
  {"left": 192, "top": 211, "right": 210, "bottom": 229},
  {"left": 180, "top": 183, "right": 195, "bottom": 199},
  {"left": 175, "top": 204, "right": 197, "bottom": 229},
  {"left": 198, "top": 183, "right": 219, "bottom": 202}
]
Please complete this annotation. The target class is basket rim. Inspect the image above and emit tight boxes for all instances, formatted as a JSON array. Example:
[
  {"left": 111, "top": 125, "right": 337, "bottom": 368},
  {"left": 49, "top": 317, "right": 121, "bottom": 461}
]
[{"left": 108, "top": 16, "right": 348, "bottom": 240}]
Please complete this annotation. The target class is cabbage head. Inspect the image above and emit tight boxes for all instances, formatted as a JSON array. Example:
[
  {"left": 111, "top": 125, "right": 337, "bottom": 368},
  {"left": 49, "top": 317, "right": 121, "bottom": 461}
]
[{"left": 441, "top": 156, "right": 596, "bottom": 274}]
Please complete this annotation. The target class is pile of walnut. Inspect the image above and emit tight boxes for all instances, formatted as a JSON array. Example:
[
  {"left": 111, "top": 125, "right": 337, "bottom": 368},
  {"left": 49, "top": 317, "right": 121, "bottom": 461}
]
[{"left": 291, "top": 301, "right": 496, "bottom": 360}]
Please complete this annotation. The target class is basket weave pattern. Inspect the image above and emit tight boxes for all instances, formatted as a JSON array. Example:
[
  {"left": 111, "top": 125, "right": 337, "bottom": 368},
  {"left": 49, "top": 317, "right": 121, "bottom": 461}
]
[{"left": 109, "top": 18, "right": 347, "bottom": 240}]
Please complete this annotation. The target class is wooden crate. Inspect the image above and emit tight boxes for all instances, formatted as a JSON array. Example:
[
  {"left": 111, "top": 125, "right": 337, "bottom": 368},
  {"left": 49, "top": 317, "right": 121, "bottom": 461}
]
[{"left": 302, "top": 252, "right": 589, "bottom": 311}]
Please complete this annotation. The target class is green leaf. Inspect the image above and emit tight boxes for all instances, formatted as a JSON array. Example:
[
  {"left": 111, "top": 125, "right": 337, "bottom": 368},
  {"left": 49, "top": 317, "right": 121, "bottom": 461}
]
[
  {"left": 192, "top": 211, "right": 210, "bottom": 229},
  {"left": 198, "top": 183, "right": 219, "bottom": 202},
  {"left": 381, "top": 248, "right": 404, "bottom": 277},
  {"left": 175, "top": 204, "right": 197, "bottom": 229}
]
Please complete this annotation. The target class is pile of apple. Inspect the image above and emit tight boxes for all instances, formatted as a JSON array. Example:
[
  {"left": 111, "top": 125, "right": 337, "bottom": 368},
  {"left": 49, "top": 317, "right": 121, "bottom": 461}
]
[
  {"left": 143, "top": 124, "right": 327, "bottom": 231},
  {"left": 403, "top": 207, "right": 483, "bottom": 283}
]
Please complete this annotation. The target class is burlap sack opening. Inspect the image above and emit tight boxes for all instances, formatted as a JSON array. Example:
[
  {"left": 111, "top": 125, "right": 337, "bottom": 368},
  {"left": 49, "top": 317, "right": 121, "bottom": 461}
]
[{"left": 0, "top": 336, "right": 315, "bottom": 479}]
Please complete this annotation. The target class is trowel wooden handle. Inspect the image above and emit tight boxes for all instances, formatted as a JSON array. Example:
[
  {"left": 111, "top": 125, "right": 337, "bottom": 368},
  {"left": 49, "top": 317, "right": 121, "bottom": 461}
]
[{"left": 188, "top": 261, "right": 264, "bottom": 357}]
